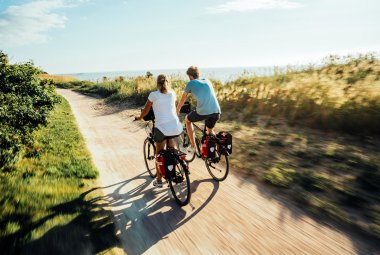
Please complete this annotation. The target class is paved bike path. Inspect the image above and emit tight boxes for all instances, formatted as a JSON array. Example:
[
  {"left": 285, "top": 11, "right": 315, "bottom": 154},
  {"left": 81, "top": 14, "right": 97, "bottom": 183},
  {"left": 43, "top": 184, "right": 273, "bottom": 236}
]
[{"left": 58, "top": 89, "right": 378, "bottom": 255}]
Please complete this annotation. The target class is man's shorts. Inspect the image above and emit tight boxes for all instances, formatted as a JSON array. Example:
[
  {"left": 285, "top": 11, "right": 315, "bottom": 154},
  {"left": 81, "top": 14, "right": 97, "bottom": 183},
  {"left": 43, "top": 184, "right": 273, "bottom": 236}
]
[
  {"left": 187, "top": 110, "right": 220, "bottom": 129},
  {"left": 153, "top": 128, "right": 181, "bottom": 143}
]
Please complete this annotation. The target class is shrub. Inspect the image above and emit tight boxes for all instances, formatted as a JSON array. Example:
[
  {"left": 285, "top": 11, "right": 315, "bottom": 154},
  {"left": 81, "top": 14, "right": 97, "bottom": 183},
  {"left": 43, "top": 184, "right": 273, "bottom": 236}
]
[{"left": 0, "top": 51, "right": 59, "bottom": 170}]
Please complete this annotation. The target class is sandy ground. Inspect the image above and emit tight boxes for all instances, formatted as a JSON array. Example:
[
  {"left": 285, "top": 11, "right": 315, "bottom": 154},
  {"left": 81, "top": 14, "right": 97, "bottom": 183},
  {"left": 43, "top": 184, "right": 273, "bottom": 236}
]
[{"left": 57, "top": 89, "right": 379, "bottom": 255}]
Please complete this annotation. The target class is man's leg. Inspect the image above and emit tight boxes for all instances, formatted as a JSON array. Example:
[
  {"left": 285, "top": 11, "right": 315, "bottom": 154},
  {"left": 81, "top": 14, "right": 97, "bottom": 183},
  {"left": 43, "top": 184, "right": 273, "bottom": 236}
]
[
  {"left": 185, "top": 115, "right": 196, "bottom": 148},
  {"left": 206, "top": 127, "right": 215, "bottom": 135},
  {"left": 205, "top": 113, "right": 220, "bottom": 135}
]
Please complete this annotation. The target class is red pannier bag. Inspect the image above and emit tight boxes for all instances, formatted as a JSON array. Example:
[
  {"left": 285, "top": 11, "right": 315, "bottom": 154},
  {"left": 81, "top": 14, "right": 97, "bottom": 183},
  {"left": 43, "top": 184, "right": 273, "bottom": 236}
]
[
  {"left": 156, "top": 150, "right": 176, "bottom": 179},
  {"left": 216, "top": 131, "right": 232, "bottom": 155},
  {"left": 201, "top": 135, "right": 217, "bottom": 159}
]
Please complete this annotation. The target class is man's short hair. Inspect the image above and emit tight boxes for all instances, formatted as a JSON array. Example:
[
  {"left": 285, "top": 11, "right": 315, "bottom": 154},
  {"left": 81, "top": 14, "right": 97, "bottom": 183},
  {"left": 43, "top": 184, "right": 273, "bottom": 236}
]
[{"left": 186, "top": 66, "right": 200, "bottom": 79}]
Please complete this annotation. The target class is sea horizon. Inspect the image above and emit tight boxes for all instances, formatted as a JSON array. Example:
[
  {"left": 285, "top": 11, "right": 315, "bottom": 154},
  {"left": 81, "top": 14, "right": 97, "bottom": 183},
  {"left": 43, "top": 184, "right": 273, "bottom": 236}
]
[{"left": 57, "top": 65, "right": 280, "bottom": 83}]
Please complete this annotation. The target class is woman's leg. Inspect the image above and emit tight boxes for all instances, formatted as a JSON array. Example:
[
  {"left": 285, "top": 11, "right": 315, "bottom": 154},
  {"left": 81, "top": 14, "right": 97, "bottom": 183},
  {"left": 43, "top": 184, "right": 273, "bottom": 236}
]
[
  {"left": 155, "top": 140, "right": 166, "bottom": 181},
  {"left": 167, "top": 138, "right": 176, "bottom": 149}
]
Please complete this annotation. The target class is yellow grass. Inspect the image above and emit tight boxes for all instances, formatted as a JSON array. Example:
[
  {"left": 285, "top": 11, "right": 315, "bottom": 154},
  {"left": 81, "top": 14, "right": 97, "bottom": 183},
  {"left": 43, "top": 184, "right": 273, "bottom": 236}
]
[{"left": 40, "top": 74, "right": 78, "bottom": 83}]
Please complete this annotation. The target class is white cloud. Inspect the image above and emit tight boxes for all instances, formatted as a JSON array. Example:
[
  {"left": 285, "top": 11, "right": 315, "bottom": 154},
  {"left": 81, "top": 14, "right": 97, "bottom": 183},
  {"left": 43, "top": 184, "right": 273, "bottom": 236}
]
[
  {"left": 0, "top": 0, "right": 84, "bottom": 47},
  {"left": 207, "top": 0, "right": 302, "bottom": 14}
]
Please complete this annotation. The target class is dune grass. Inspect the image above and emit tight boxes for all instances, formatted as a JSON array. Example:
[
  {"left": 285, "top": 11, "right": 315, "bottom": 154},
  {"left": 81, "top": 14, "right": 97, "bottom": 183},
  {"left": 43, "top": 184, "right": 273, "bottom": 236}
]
[
  {"left": 54, "top": 54, "right": 380, "bottom": 135},
  {"left": 40, "top": 74, "right": 78, "bottom": 83},
  {"left": 0, "top": 96, "right": 120, "bottom": 254},
  {"left": 218, "top": 54, "right": 380, "bottom": 134}
]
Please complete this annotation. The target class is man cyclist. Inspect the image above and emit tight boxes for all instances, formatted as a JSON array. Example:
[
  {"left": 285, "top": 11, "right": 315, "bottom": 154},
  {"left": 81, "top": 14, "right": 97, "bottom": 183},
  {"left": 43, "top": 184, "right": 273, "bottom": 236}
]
[{"left": 176, "top": 66, "right": 221, "bottom": 152}]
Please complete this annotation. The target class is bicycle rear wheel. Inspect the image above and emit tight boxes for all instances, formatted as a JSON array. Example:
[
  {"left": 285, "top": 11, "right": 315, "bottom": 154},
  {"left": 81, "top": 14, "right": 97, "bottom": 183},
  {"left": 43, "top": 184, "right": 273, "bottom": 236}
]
[
  {"left": 143, "top": 138, "right": 157, "bottom": 178},
  {"left": 168, "top": 163, "right": 191, "bottom": 206},
  {"left": 176, "top": 132, "right": 196, "bottom": 162},
  {"left": 205, "top": 152, "right": 229, "bottom": 181}
]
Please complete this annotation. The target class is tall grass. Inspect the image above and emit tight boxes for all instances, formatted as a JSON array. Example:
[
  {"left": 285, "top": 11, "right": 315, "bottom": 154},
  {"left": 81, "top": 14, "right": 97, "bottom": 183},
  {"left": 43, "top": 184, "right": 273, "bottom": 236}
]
[
  {"left": 218, "top": 54, "right": 380, "bottom": 134},
  {"left": 55, "top": 54, "right": 380, "bottom": 135},
  {"left": 40, "top": 74, "right": 78, "bottom": 83}
]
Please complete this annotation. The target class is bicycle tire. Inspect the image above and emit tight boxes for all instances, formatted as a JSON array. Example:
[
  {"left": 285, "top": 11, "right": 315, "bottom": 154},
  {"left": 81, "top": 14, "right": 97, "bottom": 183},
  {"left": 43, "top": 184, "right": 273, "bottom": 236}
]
[
  {"left": 205, "top": 152, "right": 229, "bottom": 181},
  {"left": 177, "top": 132, "right": 196, "bottom": 163},
  {"left": 168, "top": 163, "right": 191, "bottom": 206},
  {"left": 143, "top": 138, "right": 157, "bottom": 178}
]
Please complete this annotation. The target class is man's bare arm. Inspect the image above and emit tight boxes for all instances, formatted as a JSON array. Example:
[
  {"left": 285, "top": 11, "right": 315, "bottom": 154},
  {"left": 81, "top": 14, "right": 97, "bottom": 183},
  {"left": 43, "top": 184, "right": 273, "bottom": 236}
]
[{"left": 176, "top": 92, "right": 188, "bottom": 115}]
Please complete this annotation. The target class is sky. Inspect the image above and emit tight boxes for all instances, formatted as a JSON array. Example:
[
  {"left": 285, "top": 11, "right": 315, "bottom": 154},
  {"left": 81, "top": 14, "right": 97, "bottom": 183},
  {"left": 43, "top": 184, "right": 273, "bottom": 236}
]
[{"left": 0, "top": 0, "right": 379, "bottom": 74}]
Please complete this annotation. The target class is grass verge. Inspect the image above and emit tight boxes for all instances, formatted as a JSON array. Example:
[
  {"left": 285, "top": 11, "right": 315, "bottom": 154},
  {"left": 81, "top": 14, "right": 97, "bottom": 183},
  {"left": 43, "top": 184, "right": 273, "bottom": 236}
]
[{"left": 0, "top": 96, "right": 120, "bottom": 254}]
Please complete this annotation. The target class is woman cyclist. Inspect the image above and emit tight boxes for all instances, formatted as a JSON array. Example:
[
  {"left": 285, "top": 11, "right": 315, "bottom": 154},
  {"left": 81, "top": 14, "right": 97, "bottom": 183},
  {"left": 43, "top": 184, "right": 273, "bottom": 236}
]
[{"left": 135, "top": 74, "right": 183, "bottom": 187}]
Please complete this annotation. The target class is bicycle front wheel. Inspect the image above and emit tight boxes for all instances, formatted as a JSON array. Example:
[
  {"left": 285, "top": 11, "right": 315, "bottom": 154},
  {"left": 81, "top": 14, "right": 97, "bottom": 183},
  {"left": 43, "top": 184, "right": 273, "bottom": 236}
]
[
  {"left": 168, "top": 163, "right": 191, "bottom": 206},
  {"left": 143, "top": 138, "right": 157, "bottom": 178},
  {"left": 205, "top": 152, "right": 229, "bottom": 181},
  {"left": 176, "top": 133, "right": 196, "bottom": 163}
]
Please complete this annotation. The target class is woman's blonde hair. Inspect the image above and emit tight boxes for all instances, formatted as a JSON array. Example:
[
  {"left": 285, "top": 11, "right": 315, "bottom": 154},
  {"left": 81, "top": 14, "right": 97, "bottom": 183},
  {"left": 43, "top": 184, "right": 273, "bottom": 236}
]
[{"left": 157, "top": 74, "right": 169, "bottom": 93}]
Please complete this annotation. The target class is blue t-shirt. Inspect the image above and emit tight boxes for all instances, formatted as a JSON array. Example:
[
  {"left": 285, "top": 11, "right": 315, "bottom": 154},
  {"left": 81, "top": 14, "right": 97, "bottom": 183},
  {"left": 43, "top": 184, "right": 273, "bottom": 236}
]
[{"left": 184, "top": 78, "right": 221, "bottom": 115}]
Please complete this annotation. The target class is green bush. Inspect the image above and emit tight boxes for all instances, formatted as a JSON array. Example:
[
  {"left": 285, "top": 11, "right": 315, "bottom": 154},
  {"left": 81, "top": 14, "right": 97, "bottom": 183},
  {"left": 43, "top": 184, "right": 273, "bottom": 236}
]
[{"left": 0, "top": 51, "right": 59, "bottom": 170}]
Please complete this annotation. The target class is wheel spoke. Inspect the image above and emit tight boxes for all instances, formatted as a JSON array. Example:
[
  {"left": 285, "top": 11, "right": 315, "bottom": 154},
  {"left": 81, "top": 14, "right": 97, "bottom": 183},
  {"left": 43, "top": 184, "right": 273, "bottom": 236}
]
[
  {"left": 205, "top": 153, "right": 229, "bottom": 181},
  {"left": 169, "top": 163, "right": 191, "bottom": 206}
]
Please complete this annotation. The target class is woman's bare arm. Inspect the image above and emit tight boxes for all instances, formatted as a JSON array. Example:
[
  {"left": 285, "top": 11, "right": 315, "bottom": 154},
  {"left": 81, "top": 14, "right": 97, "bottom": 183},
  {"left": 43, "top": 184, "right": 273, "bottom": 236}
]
[{"left": 135, "top": 100, "right": 153, "bottom": 120}]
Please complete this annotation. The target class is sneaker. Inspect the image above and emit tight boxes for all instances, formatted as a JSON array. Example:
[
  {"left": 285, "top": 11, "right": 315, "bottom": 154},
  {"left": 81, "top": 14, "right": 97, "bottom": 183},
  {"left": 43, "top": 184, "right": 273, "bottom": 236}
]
[
  {"left": 153, "top": 179, "right": 163, "bottom": 188},
  {"left": 186, "top": 146, "right": 195, "bottom": 154}
]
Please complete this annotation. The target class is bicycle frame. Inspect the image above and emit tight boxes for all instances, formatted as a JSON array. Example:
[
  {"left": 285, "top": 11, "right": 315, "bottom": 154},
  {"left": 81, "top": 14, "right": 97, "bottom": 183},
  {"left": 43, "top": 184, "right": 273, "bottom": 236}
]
[
  {"left": 181, "top": 119, "right": 229, "bottom": 181},
  {"left": 189, "top": 121, "right": 224, "bottom": 159}
]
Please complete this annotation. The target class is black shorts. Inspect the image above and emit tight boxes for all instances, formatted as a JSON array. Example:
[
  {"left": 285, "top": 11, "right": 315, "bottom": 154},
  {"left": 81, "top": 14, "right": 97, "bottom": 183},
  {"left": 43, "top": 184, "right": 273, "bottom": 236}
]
[
  {"left": 187, "top": 110, "right": 220, "bottom": 129},
  {"left": 153, "top": 128, "right": 180, "bottom": 143}
]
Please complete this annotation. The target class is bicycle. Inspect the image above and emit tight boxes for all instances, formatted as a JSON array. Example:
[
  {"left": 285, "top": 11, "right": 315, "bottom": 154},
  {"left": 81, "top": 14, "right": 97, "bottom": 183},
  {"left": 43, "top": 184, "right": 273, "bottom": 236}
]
[
  {"left": 139, "top": 109, "right": 191, "bottom": 206},
  {"left": 177, "top": 103, "right": 230, "bottom": 181}
]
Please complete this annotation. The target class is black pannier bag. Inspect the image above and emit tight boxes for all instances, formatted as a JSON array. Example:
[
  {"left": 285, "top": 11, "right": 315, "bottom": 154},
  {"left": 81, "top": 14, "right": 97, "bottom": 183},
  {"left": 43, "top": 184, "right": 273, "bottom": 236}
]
[
  {"left": 157, "top": 149, "right": 176, "bottom": 179},
  {"left": 201, "top": 135, "right": 217, "bottom": 159},
  {"left": 143, "top": 108, "right": 155, "bottom": 121},
  {"left": 216, "top": 131, "right": 232, "bottom": 155},
  {"left": 180, "top": 101, "right": 191, "bottom": 114}
]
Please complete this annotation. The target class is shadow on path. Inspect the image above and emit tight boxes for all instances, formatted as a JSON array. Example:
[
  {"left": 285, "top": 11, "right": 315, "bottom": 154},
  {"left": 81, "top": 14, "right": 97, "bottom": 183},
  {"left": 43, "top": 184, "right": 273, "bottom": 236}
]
[
  {"left": 2, "top": 171, "right": 219, "bottom": 255},
  {"left": 96, "top": 172, "right": 220, "bottom": 255}
]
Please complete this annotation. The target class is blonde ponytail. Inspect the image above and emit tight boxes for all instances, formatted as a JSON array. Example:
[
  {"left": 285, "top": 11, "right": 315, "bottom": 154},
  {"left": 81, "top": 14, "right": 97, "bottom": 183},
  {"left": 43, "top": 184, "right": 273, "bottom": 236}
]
[{"left": 157, "top": 74, "right": 169, "bottom": 93}]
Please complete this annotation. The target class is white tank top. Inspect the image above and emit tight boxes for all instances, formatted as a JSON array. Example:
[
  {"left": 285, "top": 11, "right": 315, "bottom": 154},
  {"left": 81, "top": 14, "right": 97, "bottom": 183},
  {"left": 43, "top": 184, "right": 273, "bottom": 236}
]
[{"left": 148, "top": 90, "right": 183, "bottom": 136}]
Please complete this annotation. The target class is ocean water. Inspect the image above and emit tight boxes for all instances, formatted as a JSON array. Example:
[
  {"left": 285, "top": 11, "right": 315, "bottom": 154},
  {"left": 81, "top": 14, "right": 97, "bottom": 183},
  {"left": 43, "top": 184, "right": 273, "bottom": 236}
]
[{"left": 62, "top": 66, "right": 276, "bottom": 83}]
